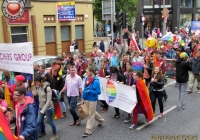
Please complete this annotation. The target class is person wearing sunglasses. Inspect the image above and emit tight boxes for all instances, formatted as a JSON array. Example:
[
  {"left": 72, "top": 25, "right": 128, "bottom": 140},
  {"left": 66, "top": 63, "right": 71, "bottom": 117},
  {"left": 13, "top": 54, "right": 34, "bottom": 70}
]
[{"left": 7, "top": 87, "right": 37, "bottom": 140}]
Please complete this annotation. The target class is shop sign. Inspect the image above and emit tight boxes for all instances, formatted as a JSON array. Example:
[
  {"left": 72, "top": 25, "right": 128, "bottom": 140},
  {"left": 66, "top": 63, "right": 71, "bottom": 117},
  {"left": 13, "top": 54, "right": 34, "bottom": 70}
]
[
  {"left": 57, "top": 2, "right": 76, "bottom": 21},
  {"left": 9, "top": 10, "right": 30, "bottom": 24},
  {"left": 1, "top": 0, "right": 25, "bottom": 20}
]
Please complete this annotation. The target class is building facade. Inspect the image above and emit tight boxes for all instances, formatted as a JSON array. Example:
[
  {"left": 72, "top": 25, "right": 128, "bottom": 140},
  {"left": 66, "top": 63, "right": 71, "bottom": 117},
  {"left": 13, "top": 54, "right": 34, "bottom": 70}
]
[
  {"left": 0, "top": 0, "right": 94, "bottom": 56},
  {"left": 135, "top": 0, "right": 200, "bottom": 34}
]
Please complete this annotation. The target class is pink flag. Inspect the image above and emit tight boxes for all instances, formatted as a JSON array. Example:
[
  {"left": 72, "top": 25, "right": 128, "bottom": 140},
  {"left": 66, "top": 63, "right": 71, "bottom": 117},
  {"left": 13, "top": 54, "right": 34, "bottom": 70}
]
[{"left": 130, "top": 34, "right": 141, "bottom": 52}]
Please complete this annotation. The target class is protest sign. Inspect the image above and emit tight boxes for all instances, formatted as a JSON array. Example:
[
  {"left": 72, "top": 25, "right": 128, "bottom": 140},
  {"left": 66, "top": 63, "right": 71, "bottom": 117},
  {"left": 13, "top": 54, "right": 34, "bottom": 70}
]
[
  {"left": 83, "top": 77, "right": 137, "bottom": 113},
  {"left": 165, "top": 59, "right": 176, "bottom": 79},
  {"left": 0, "top": 42, "right": 33, "bottom": 74}
]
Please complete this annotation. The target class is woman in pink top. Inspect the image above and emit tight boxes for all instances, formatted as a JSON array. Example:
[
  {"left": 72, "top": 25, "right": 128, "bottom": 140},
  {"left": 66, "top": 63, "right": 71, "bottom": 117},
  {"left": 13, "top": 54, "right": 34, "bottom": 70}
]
[{"left": 0, "top": 89, "right": 10, "bottom": 125}]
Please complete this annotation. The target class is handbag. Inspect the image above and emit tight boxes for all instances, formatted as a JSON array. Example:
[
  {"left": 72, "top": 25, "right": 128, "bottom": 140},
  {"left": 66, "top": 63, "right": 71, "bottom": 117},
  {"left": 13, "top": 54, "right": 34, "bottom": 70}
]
[
  {"left": 78, "top": 103, "right": 89, "bottom": 120},
  {"left": 143, "top": 68, "right": 150, "bottom": 79}
]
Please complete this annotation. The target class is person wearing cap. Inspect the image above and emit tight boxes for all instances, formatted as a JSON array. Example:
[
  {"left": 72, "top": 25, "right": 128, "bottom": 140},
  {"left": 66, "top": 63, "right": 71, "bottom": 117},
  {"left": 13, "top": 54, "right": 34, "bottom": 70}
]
[
  {"left": 10, "top": 75, "right": 26, "bottom": 109},
  {"left": 188, "top": 47, "right": 200, "bottom": 94},
  {"left": 175, "top": 52, "right": 191, "bottom": 110},
  {"left": 77, "top": 55, "right": 87, "bottom": 79}
]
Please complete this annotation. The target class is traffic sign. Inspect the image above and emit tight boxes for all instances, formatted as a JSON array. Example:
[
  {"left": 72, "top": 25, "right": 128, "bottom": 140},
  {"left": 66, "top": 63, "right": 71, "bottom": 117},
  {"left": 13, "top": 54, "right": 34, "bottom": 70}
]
[{"left": 161, "top": 8, "right": 170, "bottom": 18}]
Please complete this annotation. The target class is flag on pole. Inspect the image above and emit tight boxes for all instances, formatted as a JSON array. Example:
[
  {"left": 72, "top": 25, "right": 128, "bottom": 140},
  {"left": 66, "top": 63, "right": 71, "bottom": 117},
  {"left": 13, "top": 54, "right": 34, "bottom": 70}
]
[
  {"left": 130, "top": 34, "right": 141, "bottom": 52},
  {"left": 0, "top": 110, "right": 18, "bottom": 140}
]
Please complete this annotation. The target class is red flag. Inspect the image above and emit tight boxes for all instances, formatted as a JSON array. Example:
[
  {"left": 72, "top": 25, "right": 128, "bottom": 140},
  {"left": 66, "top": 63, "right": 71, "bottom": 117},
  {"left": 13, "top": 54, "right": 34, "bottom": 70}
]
[
  {"left": 130, "top": 34, "right": 141, "bottom": 52},
  {"left": 0, "top": 110, "right": 18, "bottom": 140}
]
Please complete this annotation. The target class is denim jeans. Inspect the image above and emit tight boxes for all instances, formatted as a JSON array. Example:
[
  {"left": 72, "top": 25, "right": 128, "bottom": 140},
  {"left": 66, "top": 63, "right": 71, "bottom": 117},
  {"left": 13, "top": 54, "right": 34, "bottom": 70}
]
[
  {"left": 177, "top": 82, "right": 188, "bottom": 109},
  {"left": 150, "top": 90, "right": 164, "bottom": 113},
  {"left": 37, "top": 108, "right": 57, "bottom": 136},
  {"left": 68, "top": 96, "right": 79, "bottom": 123}
]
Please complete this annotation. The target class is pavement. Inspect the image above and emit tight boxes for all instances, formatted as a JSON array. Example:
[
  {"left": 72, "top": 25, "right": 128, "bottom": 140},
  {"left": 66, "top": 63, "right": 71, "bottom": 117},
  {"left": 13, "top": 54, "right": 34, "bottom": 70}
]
[{"left": 39, "top": 78, "right": 200, "bottom": 140}]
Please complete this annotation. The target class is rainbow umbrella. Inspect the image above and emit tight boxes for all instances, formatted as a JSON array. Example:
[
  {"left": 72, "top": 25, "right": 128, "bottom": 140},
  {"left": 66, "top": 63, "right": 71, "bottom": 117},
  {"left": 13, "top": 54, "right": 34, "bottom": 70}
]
[{"left": 161, "top": 35, "right": 173, "bottom": 42}]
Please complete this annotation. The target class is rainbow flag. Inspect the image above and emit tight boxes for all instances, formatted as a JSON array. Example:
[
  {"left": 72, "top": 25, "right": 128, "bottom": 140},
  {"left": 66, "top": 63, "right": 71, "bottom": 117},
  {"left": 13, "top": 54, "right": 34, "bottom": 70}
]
[
  {"left": 153, "top": 54, "right": 160, "bottom": 67},
  {"left": 132, "top": 62, "right": 143, "bottom": 72},
  {"left": 0, "top": 110, "right": 18, "bottom": 140},
  {"left": 136, "top": 79, "right": 154, "bottom": 122},
  {"left": 54, "top": 102, "right": 62, "bottom": 119}
]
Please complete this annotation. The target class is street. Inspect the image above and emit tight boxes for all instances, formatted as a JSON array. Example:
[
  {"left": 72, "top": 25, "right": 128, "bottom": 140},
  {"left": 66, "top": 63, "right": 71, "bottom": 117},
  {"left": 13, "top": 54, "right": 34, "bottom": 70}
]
[{"left": 39, "top": 79, "right": 200, "bottom": 140}]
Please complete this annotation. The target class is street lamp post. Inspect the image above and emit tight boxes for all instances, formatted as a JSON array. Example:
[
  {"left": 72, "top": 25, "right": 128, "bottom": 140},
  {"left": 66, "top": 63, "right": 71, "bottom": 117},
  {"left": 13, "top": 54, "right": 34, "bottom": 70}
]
[{"left": 141, "top": 14, "right": 145, "bottom": 49}]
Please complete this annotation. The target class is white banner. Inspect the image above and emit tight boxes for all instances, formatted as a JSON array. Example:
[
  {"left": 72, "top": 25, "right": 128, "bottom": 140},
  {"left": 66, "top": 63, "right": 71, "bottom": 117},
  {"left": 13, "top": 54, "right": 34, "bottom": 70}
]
[
  {"left": 0, "top": 42, "right": 33, "bottom": 74},
  {"left": 83, "top": 77, "right": 137, "bottom": 113}
]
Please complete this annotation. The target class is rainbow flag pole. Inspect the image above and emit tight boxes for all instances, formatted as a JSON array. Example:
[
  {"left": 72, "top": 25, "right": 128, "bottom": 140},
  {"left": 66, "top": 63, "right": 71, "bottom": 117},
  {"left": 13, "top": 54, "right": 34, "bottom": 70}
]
[{"left": 0, "top": 110, "right": 18, "bottom": 140}]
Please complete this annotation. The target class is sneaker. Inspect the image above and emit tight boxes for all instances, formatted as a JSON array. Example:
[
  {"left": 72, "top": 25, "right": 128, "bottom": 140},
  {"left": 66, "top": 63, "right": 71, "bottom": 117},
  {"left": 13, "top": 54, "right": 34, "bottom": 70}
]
[
  {"left": 82, "top": 132, "right": 90, "bottom": 137},
  {"left": 163, "top": 96, "right": 168, "bottom": 101},
  {"left": 39, "top": 132, "right": 46, "bottom": 138},
  {"left": 197, "top": 90, "right": 200, "bottom": 94},
  {"left": 97, "top": 119, "right": 105, "bottom": 127},
  {"left": 49, "top": 134, "right": 58, "bottom": 140},
  {"left": 143, "top": 119, "right": 148, "bottom": 124},
  {"left": 158, "top": 113, "right": 163, "bottom": 118},
  {"left": 124, "top": 117, "right": 131, "bottom": 123},
  {"left": 187, "top": 90, "right": 192, "bottom": 94},
  {"left": 129, "top": 124, "right": 136, "bottom": 129},
  {"left": 102, "top": 108, "right": 108, "bottom": 113},
  {"left": 61, "top": 112, "right": 67, "bottom": 119}
]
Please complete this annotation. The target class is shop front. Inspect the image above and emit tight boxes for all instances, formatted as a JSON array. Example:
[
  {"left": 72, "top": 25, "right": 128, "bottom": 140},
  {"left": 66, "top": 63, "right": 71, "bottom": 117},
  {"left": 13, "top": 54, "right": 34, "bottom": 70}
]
[{"left": 0, "top": 0, "right": 94, "bottom": 56}]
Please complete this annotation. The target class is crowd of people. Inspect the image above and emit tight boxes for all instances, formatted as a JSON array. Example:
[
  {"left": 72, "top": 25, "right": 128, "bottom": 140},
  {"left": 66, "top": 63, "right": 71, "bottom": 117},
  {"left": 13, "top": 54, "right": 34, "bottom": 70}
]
[{"left": 0, "top": 27, "right": 200, "bottom": 140}]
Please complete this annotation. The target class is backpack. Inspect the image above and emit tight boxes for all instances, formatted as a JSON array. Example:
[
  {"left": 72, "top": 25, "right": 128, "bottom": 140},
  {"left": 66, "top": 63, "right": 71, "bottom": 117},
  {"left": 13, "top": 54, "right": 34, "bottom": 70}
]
[{"left": 44, "top": 86, "right": 59, "bottom": 104}]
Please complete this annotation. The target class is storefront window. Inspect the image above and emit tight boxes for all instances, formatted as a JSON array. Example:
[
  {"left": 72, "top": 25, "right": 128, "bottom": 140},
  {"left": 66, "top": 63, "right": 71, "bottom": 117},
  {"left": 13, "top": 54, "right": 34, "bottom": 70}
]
[
  {"left": 180, "top": 14, "right": 192, "bottom": 27},
  {"left": 154, "top": 0, "right": 171, "bottom": 8},
  {"left": 144, "top": 0, "right": 153, "bottom": 9},
  {"left": 197, "top": 0, "right": 200, "bottom": 8},
  {"left": 180, "top": 0, "right": 193, "bottom": 8},
  {"left": 11, "top": 27, "right": 28, "bottom": 43}
]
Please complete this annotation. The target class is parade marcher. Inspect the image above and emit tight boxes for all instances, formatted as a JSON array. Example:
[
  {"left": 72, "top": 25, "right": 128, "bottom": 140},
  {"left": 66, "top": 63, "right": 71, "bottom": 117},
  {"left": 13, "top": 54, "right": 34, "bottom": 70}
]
[
  {"left": 110, "top": 50, "right": 121, "bottom": 67},
  {"left": 94, "top": 49, "right": 104, "bottom": 70},
  {"left": 33, "top": 63, "right": 39, "bottom": 78},
  {"left": 82, "top": 66, "right": 105, "bottom": 137},
  {"left": 124, "top": 67, "right": 134, "bottom": 123},
  {"left": 72, "top": 39, "right": 79, "bottom": 56},
  {"left": 7, "top": 87, "right": 37, "bottom": 140},
  {"left": 33, "top": 76, "right": 58, "bottom": 140},
  {"left": 155, "top": 50, "right": 168, "bottom": 101},
  {"left": 10, "top": 75, "right": 26, "bottom": 109},
  {"left": 0, "top": 88, "right": 10, "bottom": 125},
  {"left": 119, "top": 54, "right": 129, "bottom": 75},
  {"left": 188, "top": 47, "right": 200, "bottom": 93},
  {"left": 108, "top": 66, "right": 124, "bottom": 119},
  {"left": 149, "top": 66, "right": 165, "bottom": 117},
  {"left": 142, "top": 55, "right": 153, "bottom": 86},
  {"left": 87, "top": 57, "right": 99, "bottom": 75},
  {"left": 51, "top": 67, "right": 66, "bottom": 118},
  {"left": 129, "top": 72, "right": 154, "bottom": 129},
  {"left": 99, "top": 58, "right": 110, "bottom": 112},
  {"left": 77, "top": 55, "right": 87, "bottom": 79},
  {"left": 99, "top": 39, "right": 105, "bottom": 52},
  {"left": 38, "top": 65, "right": 53, "bottom": 87},
  {"left": 60, "top": 66, "right": 82, "bottom": 126},
  {"left": 132, "top": 51, "right": 144, "bottom": 64},
  {"left": 176, "top": 52, "right": 191, "bottom": 110}
]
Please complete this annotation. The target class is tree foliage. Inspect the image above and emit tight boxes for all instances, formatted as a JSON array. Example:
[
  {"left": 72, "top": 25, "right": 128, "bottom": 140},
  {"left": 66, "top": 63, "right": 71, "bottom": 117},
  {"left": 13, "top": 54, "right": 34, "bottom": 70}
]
[{"left": 93, "top": 0, "right": 138, "bottom": 26}]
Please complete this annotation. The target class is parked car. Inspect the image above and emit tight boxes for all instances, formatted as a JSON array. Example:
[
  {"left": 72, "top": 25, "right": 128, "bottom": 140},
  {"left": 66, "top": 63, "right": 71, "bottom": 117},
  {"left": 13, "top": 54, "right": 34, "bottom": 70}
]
[{"left": 33, "top": 55, "right": 56, "bottom": 70}]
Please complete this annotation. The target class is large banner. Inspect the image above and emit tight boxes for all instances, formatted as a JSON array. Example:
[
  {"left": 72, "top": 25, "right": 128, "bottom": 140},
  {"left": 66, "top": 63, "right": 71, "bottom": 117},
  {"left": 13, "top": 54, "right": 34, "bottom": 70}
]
[
  {"left": 191, "top": 21, "right": 200, "bottom": 30},
  {"left": 0, "top": 42, "right": 33, "bottom": 74},
  {"left": 98, "top": 77, "right": 137, "bottom": 113},
  {"left": 165, "top": 59, "right": 176, "bottom": 79}
]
